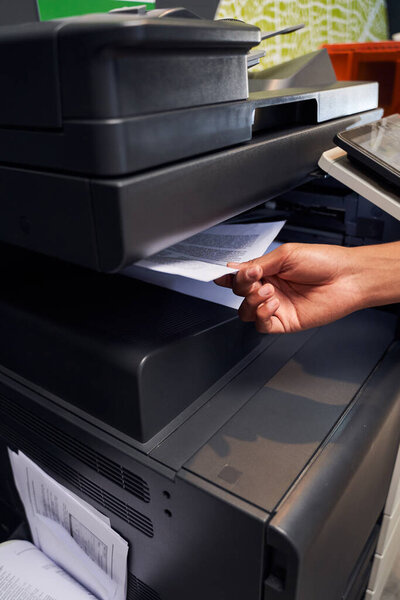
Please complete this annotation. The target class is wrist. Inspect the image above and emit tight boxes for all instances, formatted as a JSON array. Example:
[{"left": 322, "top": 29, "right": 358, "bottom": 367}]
[{"left": 346, "top": 243, "right": 400, "bottom": 310}]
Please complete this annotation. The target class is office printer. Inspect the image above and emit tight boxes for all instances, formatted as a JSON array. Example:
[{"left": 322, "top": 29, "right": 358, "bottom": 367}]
[{"left": 0, "top": 7, "right": 399, "bottom": 600}]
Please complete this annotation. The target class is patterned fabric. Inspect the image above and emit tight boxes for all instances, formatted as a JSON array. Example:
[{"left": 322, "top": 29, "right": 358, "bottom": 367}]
[{"left": 217, "top": 0, "right": 389, "bottom": 68}]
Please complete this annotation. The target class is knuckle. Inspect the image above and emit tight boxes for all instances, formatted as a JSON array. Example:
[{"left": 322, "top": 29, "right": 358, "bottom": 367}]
[
  {"left": 247, "top": 292, "right": 262, "bottom": 308},
  {"left": 281, "top": 242, "right": 302, "bottom": 260}
]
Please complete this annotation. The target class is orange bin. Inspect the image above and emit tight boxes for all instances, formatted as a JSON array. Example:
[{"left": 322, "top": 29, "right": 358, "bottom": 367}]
[{"left": 322, "top": 41, "right": 400, "bottom": 115}]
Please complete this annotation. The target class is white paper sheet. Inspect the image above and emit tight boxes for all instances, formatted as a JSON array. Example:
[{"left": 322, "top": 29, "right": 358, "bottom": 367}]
[
  {"left": 8, "top": 451, "right": 128, "bottom": 600},
  {"left": 133, "top": 221, "right": 285, "bottom": 282},
  {"left": 125, "top": 241, "right": 282, "bottom": 310},
  {"left": 0, "top": 540, "right": 97, "bottom": 600}
]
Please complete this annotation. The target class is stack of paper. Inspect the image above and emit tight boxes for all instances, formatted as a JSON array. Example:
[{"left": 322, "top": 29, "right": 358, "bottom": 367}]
[
  {"left": 0, "top": 539, "right": 96, "bottom": 599},
  {"left": 9, "top": 451, "right": 128, "bottom": 600}
]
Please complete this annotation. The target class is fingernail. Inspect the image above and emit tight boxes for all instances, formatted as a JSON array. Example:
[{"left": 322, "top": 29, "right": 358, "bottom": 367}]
[
  {"left": 247, "top": 266, "right": 260, "bottom": 279},
  {"left": 258, "top": 284, "right": 273, "bottom": 298},
  {"left": 266, "top": 298, "right": 279, "bottom": 311}
]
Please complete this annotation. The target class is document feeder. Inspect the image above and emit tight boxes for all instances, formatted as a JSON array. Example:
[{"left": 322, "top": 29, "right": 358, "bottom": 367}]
[{"left": 0, "top": 13, "right": 259, "bottom": 176}]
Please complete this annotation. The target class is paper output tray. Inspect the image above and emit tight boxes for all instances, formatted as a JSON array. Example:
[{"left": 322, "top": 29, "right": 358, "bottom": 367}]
[{"left": 0, "top": 110, "right": 382, "bottom": 272}]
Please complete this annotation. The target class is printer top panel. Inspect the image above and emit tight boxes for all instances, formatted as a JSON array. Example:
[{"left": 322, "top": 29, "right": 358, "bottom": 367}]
[{"left": 181, "top": 309, "right": 397, "bottom": 511}]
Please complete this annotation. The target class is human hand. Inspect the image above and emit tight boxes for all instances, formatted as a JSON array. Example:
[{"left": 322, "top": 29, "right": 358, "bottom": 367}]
[{"left": 215, "top": 243, "right": 365, "bottom": 333}]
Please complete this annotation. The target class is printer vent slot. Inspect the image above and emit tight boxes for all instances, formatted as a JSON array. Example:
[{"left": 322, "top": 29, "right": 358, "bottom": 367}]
[
  {"left": 127, "top": 572, "right": 161, "bottom": 600},
  {"left": 0, "top": 393, "right": 150, "bottom": 503},
  {"left": 0, "top": 419, "right": 154, "bottom": 538}
]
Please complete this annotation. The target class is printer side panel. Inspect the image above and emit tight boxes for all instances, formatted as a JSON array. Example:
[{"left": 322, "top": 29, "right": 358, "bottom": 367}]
[
  {"left": 263, "top": 341, "right": 400, "bottom": 600},
  {"left": 0, "top": 376, "right": 267, "bottom": 600}
]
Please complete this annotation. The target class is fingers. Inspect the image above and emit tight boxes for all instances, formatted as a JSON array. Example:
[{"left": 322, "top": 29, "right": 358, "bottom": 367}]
[
  {"left": 239, "top": 290, "right": 284, "bottom": 334},
  {"left": 230, "top": 264, "right": 263, "bottom": 296},
  {"left": 227, "top": 245, "right": 294, "bottom": 295},
  {"left": 238, "top": 282, "right": 275, "bottom": 321},
  {"left": 214, "top": 263, "right": 263, "bottom": 295},
  {"left": 255, "top": 299, "right": 285, "bottom": 334},
  {"left": 214, "top": 273, "right": 235, "bottom": 288},
  {"left": 256, "top": 313, "right": 285, "bottom": 334},
  {"left": 215, "top": 245, "right": 293, "bottom": 293}
]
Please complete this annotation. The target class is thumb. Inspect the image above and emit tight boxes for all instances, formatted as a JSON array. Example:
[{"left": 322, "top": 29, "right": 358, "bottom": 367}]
[{"left": 228, "top": 244, "right": 291, "bottom": 280}]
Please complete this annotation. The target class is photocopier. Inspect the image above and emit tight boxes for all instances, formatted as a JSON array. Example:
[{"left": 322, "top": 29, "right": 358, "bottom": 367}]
[{"left": 0, "top": 5, "right": 399, "bottom": 600}]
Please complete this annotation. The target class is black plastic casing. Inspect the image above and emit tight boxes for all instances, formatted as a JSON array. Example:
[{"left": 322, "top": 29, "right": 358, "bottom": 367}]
[
  {"left": 0, "top": 255, "right": 262, "bottom": 442},
  {"left": 0, "top": 15, "right": 259, "bottom": 128},
  {"left": 0, "top": 302, "right": 398, "bottom": 600},
  {"left": 0, "top": 15, "right": 259, "bottom": 175},
  {"left": 0, "top": 111, "right": 382, "bottom": 272}
]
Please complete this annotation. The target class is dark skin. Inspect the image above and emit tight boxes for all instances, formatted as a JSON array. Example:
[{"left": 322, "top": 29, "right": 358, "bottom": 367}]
[{"left": 215, "top": 241, "right": 400, "bottom": 333}]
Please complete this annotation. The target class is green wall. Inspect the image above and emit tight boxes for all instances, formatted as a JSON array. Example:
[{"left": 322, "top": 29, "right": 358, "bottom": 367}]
[
  {"left": 37, "top": 0, "right": 155, "bottom": 20},
  {"left": 36, "top": 0, "right": 389, "bottom": 69},
  {"left": 217, "top": 0, "right": 389, "bottom": 68}
]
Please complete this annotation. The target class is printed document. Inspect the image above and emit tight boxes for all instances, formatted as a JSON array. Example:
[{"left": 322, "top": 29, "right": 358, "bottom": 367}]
[
  {"left": 124, "top": 221, "right": 284, "bottom": 309},
  {"left": 133, "top": 221, "right": 285, "bottom": 282},
  {"left": 0, "top": 540, "right": 96, "bottom": 600},
  {"left": 8, "top": 450, "right": 128, "bottom": 600},
  {"left": 126, "top": 241, "right": 281, "bottom": 309}
]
